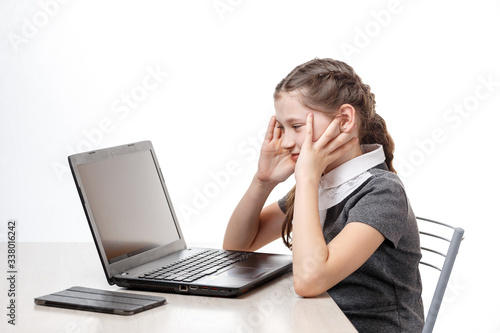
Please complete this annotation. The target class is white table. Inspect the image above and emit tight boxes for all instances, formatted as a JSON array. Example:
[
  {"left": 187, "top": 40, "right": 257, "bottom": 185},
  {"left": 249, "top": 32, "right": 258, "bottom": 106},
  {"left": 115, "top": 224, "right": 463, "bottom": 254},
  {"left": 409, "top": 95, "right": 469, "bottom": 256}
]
[{"left": 1, "top": 242, "right": 357, "bottom": 333}]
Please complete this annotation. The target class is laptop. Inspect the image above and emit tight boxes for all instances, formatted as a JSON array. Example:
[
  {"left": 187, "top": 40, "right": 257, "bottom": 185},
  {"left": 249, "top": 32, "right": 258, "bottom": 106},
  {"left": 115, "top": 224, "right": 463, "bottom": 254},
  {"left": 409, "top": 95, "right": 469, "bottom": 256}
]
[{"left": 68, "top": 141, "right": 292, "bottom": 297}]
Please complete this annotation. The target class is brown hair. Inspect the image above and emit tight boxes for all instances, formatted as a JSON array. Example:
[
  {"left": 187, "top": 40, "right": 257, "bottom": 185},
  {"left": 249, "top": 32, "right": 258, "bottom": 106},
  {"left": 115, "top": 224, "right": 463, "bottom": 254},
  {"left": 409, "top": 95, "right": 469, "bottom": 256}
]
[{"left": 274, "top": 58, "right": 395, "bottom": 249}]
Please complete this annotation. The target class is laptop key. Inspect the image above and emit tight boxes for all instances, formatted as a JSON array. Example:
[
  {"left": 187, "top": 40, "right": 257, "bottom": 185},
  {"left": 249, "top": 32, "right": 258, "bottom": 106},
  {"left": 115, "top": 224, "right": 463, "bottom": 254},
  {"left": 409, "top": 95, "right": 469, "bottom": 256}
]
[
  {"left": 182, "top": 276, "right": 199, "bottom": 282},
  {"left": 203, "top": 266, "right": 223, "bottom": 275},
  {"left": 173, "top": 276, "right": 187, "bottom": 282}
]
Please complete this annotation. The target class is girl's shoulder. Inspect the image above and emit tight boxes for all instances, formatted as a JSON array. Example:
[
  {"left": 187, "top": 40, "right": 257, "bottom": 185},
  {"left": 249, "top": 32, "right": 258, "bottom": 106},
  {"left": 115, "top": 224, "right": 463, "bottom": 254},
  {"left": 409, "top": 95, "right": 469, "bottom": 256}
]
[
  {"left": 349, "top": 164, "right": 409, "bottom": 209},
  {"left": 365, "top": 163, "right": 406, "bottom": 192}
]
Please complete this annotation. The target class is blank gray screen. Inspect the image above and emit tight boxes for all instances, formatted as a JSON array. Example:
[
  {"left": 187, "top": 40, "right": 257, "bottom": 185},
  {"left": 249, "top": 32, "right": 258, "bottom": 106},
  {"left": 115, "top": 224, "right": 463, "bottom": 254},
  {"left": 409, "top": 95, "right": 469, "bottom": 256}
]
[{"left": 77, "top": 150, "right": 181, "bottom": 264}]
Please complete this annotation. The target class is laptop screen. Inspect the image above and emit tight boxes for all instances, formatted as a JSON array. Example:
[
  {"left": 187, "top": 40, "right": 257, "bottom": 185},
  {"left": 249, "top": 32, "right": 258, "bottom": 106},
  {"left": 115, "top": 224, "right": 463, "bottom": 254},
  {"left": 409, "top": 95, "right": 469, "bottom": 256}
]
[{"left": 77, "top": 149, "right": 181, "bottom": 264}]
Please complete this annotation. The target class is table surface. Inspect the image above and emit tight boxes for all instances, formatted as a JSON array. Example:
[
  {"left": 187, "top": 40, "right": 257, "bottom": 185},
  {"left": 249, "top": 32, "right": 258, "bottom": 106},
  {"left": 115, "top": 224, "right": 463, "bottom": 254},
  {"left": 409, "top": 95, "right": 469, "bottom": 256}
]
[{"left": 1, "top": 242, "right": 357, "bottom": 333}]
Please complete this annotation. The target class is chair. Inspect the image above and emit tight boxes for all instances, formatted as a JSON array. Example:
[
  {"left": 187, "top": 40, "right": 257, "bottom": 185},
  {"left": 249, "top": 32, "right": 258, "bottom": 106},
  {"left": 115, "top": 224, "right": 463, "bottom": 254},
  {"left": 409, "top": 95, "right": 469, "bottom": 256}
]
[{"left": 417, "top": 217, "right": 464, "bottom": 333}]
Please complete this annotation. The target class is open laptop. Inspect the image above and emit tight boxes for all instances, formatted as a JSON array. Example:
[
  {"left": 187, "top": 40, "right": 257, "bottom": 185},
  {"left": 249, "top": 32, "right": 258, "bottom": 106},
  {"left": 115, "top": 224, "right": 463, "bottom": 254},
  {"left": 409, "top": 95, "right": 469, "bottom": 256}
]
[{"left": 68, "top": 141, "right": 292, "bottom": 297}]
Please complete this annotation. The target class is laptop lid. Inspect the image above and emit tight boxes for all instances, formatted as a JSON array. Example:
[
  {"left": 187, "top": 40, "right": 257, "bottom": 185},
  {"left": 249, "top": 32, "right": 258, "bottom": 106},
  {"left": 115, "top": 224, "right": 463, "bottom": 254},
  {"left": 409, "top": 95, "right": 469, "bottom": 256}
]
[{"left": 68, "top": 141, "right": 187, "bottom": 284}]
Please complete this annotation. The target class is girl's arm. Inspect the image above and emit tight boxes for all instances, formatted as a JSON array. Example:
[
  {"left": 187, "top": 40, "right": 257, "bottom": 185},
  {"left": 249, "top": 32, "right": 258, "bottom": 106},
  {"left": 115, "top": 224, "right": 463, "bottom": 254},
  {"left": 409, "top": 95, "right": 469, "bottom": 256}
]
[
  {"left": 292, "top": 113, "right": 385, "bottom": 297},
  {"left": 293, "top": 178, "right": 385, "bottom": 297},
  {"left": 223, "top": 116, "right": 294, "bottom": 251},
  {"left": 223, "top": 176, "right": 284, "bottom": 251}
]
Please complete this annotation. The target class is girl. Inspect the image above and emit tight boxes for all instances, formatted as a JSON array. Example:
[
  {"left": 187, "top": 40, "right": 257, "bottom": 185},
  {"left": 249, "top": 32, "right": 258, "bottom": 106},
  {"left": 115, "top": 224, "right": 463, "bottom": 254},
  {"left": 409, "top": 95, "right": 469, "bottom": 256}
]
[{"left": 223, "top": 58, "right": 424, "bottom": 332}]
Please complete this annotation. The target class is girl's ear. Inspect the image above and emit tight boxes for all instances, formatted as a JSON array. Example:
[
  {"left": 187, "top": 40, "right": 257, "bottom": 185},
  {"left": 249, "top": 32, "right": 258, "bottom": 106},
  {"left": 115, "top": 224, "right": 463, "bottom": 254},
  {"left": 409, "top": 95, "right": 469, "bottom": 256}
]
[{"left": 337, "top": 104, "right": 356, "bottom": 133}]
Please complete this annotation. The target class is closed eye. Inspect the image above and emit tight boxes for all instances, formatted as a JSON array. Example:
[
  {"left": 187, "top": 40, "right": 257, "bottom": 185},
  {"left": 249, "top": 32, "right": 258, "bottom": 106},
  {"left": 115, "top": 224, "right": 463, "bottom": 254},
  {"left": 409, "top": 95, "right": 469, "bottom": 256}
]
[{"left": 276, "top": 124, "right": 303, "bottom": 132}]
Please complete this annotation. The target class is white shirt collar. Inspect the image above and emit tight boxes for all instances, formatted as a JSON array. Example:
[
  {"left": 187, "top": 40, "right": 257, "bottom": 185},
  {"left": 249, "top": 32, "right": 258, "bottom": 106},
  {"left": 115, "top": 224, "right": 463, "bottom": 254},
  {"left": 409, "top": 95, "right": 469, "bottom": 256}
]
[
  {"left": 317, "top": 144, "right": 386, "bottom": 227},
  {"left": 319, "top": 144, "right": 386, "bottom": 189}
]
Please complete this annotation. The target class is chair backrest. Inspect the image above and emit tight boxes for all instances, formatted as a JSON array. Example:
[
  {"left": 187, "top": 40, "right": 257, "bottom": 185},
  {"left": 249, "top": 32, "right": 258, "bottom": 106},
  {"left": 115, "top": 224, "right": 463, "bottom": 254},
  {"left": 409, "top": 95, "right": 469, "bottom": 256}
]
[{"left": 417, "top": 217, "right": 464, "bottom": 333}]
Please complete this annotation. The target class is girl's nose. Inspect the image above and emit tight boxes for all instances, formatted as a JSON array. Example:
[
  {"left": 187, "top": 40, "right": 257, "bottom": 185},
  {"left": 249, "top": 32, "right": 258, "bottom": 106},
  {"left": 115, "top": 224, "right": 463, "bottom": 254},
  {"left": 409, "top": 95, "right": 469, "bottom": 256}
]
[{"left": 281, "top": 132, "right": 295, "bottom": 150}]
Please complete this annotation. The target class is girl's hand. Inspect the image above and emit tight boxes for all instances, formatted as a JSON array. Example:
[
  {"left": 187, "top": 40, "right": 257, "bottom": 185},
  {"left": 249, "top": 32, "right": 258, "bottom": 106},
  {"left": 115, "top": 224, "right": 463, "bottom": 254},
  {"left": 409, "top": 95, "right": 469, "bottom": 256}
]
[
  {"left": 295, "top": 113, "right": 358, "bottom": 184},
  {"left": 256, "top": 116, "right": 295, "bottom": 185}
]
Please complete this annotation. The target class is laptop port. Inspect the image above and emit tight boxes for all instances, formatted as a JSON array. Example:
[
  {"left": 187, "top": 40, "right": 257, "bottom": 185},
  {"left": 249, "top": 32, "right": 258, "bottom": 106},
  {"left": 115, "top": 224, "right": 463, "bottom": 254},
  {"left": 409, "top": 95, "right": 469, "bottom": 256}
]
[
  {"left": 189, "top": 286, "right": 198, "bottom": 290},
  {"left": 179, "top": 285, "right": 188, "bottom": 292}
]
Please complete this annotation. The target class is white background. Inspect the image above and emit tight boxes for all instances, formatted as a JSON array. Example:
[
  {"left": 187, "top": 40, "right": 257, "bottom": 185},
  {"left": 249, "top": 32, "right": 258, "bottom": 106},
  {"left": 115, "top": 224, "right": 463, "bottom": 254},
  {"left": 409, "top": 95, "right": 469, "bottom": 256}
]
[{"left": 1, "top": 0, "right": 499, "bottom": 331}]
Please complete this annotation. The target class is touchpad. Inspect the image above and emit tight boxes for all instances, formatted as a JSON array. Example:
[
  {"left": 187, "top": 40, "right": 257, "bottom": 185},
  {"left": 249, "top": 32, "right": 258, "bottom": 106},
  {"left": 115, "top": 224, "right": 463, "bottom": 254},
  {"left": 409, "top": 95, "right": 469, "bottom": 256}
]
[{"left": 219, "top": 267, "right": 269, "bottom": 279}]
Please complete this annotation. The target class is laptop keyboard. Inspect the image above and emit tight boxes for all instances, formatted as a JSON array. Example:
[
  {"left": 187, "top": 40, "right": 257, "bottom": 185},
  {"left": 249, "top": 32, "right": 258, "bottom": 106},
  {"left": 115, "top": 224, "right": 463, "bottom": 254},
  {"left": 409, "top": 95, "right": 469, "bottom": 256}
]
[{"left": 138, "top": 249, "right": 254, "bottom": 283}]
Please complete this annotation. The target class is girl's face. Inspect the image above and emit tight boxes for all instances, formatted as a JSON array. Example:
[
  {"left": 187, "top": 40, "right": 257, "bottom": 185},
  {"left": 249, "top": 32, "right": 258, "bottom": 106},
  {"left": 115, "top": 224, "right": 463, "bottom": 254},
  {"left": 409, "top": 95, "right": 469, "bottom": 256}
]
[{"left": 274, "top": 92, "right": 338, "bottom": 161}]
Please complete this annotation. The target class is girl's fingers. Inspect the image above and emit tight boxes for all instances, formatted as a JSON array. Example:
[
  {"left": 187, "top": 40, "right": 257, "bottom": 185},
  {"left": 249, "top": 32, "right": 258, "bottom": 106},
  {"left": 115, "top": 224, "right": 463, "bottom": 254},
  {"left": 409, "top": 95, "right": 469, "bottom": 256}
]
[
  {"left": 273, "top": 118, "right": 282, "bottom": 141},
  {"left": 315, "top": 116, "right": 342, "bottom": 146},
  {"left": 324, "top": 129, "right": 355, "bottom": 152},
  {"left": 327, "top": 137, "right": 359, "bottom": 160},
  {"left": 264, "top": 116, "right": 277, "bottom": 142},
  {"left": 305, "top": 113, "right": 314, "bottom": 145}
]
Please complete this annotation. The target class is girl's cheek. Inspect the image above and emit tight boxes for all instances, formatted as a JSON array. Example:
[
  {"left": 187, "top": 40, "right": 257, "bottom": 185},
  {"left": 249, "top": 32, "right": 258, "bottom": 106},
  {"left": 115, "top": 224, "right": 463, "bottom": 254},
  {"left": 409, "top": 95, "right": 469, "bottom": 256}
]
[
  {"left": 313, "top": 125, "right": 327, "bottom": 141},
  {"left": 298, "top": 133, "right": 306, "bottom": 147}
]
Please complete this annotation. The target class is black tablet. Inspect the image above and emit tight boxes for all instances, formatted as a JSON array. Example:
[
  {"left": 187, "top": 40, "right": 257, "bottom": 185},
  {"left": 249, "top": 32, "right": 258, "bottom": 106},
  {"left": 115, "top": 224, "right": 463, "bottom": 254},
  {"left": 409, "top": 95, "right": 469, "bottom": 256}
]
[{"left": 34, "top": 286, "right": 166, "bottom": 315}]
